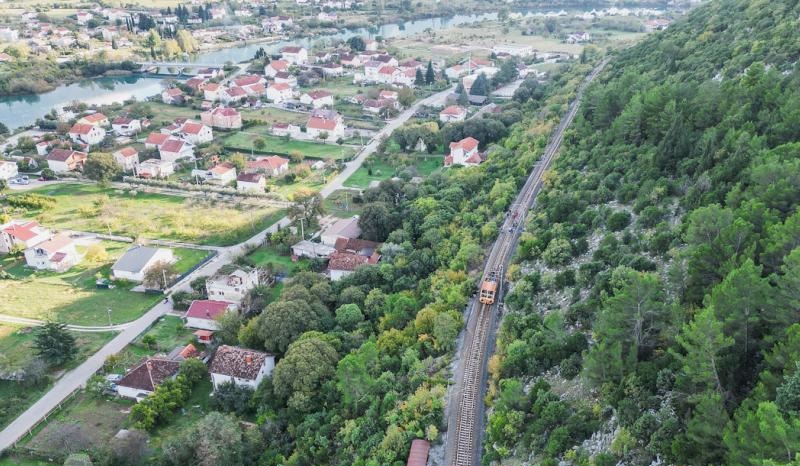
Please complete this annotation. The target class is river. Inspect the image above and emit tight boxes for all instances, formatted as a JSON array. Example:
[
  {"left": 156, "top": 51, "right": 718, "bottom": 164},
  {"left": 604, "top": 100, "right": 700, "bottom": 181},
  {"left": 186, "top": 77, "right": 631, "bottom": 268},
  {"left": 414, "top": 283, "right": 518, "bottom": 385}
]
[{"left": 0, "top": 6, "right": 663, "bottom": 130}]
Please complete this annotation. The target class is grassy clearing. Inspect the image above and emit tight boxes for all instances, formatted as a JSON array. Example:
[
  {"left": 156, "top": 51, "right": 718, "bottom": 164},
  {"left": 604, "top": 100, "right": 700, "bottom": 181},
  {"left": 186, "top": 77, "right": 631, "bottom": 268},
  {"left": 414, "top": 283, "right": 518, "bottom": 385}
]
[
  {"left": 248, "top": 246, "right": 308, "bottom": 277},
  {"left": 344, "top": 153, "right": 443, "bottom": 188},
  {"left": 3, "top": 183, "right": 284, "bottom": 246},
  {"left": 105, "top": 315, "right": 196, "bottom": 374},
  {"left": 223, "top": 129, "right": 357, "bottom": 160},
  {"left": 240, "top": 107, "right": 308, "bottom": 126},
  {"left": 126, "top": 102, "right": 203, "bottom": 127},
  {"left": 323, "top": 190, "right": 364, "bottom": 218},
  {"left": 0, "top": 244, "right": 205, "bottom": 325},
  {"left": 0, "top": 323, "right": 115, "bottom": 431}
]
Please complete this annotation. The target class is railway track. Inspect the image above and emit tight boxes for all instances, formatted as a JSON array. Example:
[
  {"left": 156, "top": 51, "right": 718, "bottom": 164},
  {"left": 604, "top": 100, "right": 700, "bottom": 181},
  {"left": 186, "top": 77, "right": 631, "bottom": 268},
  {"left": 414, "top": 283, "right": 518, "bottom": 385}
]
[{"left": 447, "top": 59, "right": 609, "bottom": 466}]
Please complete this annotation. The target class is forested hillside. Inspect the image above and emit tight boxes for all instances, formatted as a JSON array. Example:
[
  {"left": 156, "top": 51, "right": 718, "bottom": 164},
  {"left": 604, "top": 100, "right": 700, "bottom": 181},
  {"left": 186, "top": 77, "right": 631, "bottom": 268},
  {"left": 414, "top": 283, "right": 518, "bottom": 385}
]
[{"left": 484, "top": 0, "right": 800, "bottom": 465}]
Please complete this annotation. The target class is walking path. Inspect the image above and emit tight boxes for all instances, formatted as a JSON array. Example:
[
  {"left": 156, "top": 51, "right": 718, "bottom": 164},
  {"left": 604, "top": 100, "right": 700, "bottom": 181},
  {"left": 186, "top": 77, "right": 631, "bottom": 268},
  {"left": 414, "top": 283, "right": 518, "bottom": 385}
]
[
  {"left": 0, "top": 314, "right": 133, "bottom": 332},
  {"left": 0, "top": 84, "right": 455, "bottom": 453}
]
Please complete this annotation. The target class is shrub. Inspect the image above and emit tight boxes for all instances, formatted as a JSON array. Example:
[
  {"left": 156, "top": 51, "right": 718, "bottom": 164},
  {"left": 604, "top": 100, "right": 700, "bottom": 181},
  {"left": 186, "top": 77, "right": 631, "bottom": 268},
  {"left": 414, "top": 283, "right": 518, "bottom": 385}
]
[{"left": 607, "top": 211, "right": 632, "bottom": 231}]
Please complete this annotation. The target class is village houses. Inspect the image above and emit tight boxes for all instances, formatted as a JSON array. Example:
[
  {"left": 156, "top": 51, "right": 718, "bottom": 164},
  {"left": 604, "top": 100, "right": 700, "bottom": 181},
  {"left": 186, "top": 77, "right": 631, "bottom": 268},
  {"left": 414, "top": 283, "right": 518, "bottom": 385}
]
[
  {"left": 201, "top": 107, "right": 242, "bottom": 129},
  {"left": 209, "top": 345, "right": 275, "bottom": 390},
  {"left": 113, "top": 147, "right": 139, "bottom": 172},
  {"left": 45, "top": 149, "right": 87, "bottom": 173},
  {"left": 23, "top": 233, "right": 80, "bottom": 272}
]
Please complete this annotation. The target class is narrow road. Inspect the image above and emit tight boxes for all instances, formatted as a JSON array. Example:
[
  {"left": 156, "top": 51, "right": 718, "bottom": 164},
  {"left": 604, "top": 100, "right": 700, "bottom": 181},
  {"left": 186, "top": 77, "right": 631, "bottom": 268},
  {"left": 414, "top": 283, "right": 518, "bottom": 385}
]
[
  {"left": 0, "top": 84, "right": 455, "bottom": 453},
  {"left": 0, "top": 314, "right": 133, "bottom": 332}
]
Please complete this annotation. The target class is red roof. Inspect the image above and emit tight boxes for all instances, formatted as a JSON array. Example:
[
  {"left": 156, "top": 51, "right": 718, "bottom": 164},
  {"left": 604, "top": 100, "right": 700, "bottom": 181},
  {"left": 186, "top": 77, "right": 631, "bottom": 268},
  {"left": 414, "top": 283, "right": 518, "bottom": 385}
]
[
  {"left": 247, "top": 155, "right": 288, "bottom": 172},
  {"left": 234, "top": 75, "right": 262, "bottom": 87},
  {"left": 179, "top": 343, "right": 199, "bottom": 359},
  {"left": 270, "top": 82, "right": 290, "bottom": 91},
  {"left": 181, "top": 121, "right": 206, "bottom": 134},
  {"left": 269, "top": 59, "right": 289, "bottom": 70},
  {"left": 185, "top": 300, "right": 232, "bottom": 320},
  {"left": 145, "top": 132, "right": 169, "bottom": 146},
  {"left": 237, "top": 172, "right": 264, "bottom": 183},
  {"left": 204, "top": 83, "right": 220, "bottom": 91},
  {"left": 450, "top": 136, "right": 479, "bottom": 152},
  {"left": 328, "top": 251, "right": 372, "bottom": 271},
  {"left": 307, "top": 90, "right": 332, "bottom": 100},
  {"left": 69, "top": 123, "right": 96, "bottom": 135},
  {"left": 281, "top": 46, "right": 303, "bottom": 54},
  {"left": 81, "top": 113, "right": 107, "bottom": 124},
  {"left": 164, "top": 88, "right": 183, "bottom": 96},
  {"left": 307, "top": 116, "right": 338, "bottom": 131},
  {"left": 160, "top": 138, "right": 187, "bottom": 153},
  {"left": 3, "top": 221, "right": 41, "bottom": 241},
  {"left": 47, "top": 149, "right": 87, "bottom": 162},
  {"left": 441, "top": 105, "right": 466, "bottom": 116},
  {"left": 406, "top": 439, "right": 430, "bottom": 466},
  {"left": 378, "top": 66, "right": 397, "bottom": 75},
  {"left": 212, "top": 107, "right": 239, "bottom": 116},
  {"left": 116, "top": 147, "right": 138, "bottom": 158},
  {"left": 225, "top": 87, "right": 247, "bottom": 97}
]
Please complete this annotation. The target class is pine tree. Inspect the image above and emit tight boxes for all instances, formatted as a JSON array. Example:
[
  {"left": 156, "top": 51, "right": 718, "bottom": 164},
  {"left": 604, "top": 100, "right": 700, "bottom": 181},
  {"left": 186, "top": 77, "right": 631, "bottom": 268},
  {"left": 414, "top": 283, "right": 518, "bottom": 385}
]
[
  {"left": 425, "top": 61, "right": 435, "bottom": 84},
  {"left": 470, "top": 72, "right": 488, "bottom": 96},
  {"left": 414, "top": 68, "right": 425, "bottom": 86}
]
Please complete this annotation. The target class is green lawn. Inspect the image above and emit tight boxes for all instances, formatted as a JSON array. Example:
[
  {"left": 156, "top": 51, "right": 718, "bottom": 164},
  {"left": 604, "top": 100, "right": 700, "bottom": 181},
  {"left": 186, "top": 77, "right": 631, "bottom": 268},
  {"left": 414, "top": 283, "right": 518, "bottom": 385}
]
[
  {"left": 323, "top": 190, "right": 364, "bottom": 218},
  {"left": 105, "top": 315, "right": 197, "bottom": 374},
  {"left": 239, "top": 107, "right": 308, "bottom": 126},
  {"left": 344, "top": 153, "right": 443, "bottom": 188},
  {"left": 223, "top": 130, "right": 357, "bottom": 160},
  {"left": 127, "top": 102, "right": 202, "bottom": 127},
  {"left": 3, "top": 183, "right": 284, "bottom": 246},
  {"left": 0, "top": 244, "right": 206, "bottom": 325},
  {"left": 0, "top": 323, "right": 115, "bottom": 431},
  {"left": 248, "top": 246, "right": 308, "bottom": 277}
]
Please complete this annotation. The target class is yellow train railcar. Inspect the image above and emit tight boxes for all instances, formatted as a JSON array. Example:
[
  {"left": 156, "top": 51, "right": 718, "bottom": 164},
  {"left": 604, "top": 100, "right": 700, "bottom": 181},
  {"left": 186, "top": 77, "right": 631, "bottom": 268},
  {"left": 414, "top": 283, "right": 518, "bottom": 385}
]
[{"left": 479, "top": 271, "right": 499, "bottom": 305}]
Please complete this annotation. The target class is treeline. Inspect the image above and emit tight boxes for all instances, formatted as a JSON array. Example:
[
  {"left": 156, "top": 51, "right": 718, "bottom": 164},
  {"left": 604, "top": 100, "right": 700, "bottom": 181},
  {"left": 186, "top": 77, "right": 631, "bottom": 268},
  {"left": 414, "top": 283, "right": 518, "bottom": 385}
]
[
  {"left": 0, "top": 58, "right": 140, "bottom": 96},
  {"left": 484, "top": 0, "right": 800, "bottom": 465}
]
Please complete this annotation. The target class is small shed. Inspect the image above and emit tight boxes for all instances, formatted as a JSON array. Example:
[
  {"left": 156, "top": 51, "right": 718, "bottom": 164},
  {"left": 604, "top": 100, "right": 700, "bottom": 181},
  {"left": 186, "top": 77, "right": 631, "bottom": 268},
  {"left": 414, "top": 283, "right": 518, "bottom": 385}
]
[{"left": 406, "top": 439, "right": 430, "bottom": 466}]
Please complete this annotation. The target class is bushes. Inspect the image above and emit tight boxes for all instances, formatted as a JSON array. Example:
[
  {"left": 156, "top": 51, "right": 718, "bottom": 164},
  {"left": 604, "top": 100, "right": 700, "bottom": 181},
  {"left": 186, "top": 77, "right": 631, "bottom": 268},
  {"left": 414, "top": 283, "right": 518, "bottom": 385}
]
[
  {"left": 4, "top": 193, "right": 56, "bottom": 210},
  {"left": 129, "top": 359, "right": 207, "bottom": 430}
]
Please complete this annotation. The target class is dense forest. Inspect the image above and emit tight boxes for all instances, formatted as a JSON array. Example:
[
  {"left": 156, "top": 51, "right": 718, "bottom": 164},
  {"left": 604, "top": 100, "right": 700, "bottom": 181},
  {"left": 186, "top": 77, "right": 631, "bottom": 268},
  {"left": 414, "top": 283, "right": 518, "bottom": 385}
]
[{"left": 484, "top": 0, "right": 800, "bottom": 465}]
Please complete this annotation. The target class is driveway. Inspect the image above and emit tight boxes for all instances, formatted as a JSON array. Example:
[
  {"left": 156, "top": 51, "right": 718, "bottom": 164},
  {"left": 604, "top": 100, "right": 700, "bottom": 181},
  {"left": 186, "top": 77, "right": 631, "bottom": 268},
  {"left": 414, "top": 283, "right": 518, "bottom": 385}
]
[{"left": 0, "top": 84, "right": 455, "bottom": 453}]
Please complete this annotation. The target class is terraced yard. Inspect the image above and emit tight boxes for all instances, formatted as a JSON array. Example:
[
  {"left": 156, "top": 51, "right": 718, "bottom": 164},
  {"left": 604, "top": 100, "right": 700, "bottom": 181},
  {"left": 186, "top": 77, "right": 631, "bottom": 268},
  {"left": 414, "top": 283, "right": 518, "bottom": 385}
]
[{"left": 223, "top": 130, "right": 357, "bottom": 160}]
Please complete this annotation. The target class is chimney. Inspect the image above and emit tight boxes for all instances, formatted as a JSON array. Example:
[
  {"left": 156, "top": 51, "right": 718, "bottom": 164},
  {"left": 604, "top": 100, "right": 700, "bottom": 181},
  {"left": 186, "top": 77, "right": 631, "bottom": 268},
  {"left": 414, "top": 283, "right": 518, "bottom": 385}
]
[
  {"left": 206, "top": 310, "right": 211, "bottom": 318},
  {"left": 245, "top": 355, "right": 252, "bottom": 364}
]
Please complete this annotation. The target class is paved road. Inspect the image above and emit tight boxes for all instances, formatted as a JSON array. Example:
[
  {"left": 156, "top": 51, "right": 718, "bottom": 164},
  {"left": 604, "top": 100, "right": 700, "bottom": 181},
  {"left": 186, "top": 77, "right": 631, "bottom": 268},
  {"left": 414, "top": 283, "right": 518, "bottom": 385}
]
[
  {"left": 0, "top": 84, "right": 455, "bottom": 453},
  {"left": 0, "top": 314, "right": 133, "bottom": 332}
]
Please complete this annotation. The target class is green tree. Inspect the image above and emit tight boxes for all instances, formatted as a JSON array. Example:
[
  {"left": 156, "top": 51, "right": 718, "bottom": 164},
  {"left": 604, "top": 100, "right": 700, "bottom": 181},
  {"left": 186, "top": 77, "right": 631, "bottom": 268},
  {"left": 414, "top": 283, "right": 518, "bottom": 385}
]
[
  {"left": 415, "top": 68, "right": 425, "bottom": 86},
  {"left": 347, "top": 36, "right": 366, "bottom": 52},
  {"left": 470, "top": 72, "right": 489, "bottom": 96},
  {"left": 335, "top": 303, "right": 364, "bottom": 330},
  {"left": 724, "top": 401, "right": 800, "bottom": 466},
  {"left": 432, "top": 311, "right": 460, "bottom": 351},
  {"left": 142, "top": 261, "right": 178, "bottom": 290},
  {"left": 672, "top": 307, "right": 734, "bottom": 397},
  {"left": 257, "top": 296, "right": 332, "bottom": 353},
  {"left": 84, "top": 152, "right": 121, "bottom": 183},
  {"left": 425, "top": 61, "right": 435, "bottom": 84},
  {"left": 33, "top": 322, "right": 76, "bottom": 367},
  {"left": 272, "top": 335, "right": 339, "bottom": 412}
]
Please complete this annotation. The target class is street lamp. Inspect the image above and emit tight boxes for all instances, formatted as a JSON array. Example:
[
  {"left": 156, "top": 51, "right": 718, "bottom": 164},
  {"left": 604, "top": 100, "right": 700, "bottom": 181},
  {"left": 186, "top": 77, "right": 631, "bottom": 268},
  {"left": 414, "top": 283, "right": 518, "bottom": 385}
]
[{"left": 107, "top": 308, "right": 112, "bottom": 327}]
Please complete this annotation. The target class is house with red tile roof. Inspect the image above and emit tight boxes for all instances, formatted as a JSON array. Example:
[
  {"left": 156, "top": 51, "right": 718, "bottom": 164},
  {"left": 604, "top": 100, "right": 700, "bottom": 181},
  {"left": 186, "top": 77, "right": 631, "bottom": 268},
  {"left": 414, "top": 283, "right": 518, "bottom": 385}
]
[
  {"left": 111, "top": 116, "right": 141, "bottom": 136},
  {"left": 271, "top": 122, "right": 301, "bottom": 138},
  {"left": 117, "top": 358, "right": 181, "bottom": 400},
  {"left": 0, "top": 220, "right": 51, "bottom": 253},
  {"left": 439, "top": 105, "right": 468, "bottom": 123},
  {"left": 45, "top": 149, "right": 87, "bottom": 173},
  {"left": 327, "top": 249, "right": 379, "bottom": 281},
  {"left": 209, "top": 345, "right": 275, "bottom": 390},
  {"left": 201, "top": 107, "right": 242, "bottom": 129},
  {"left": 445, "top": 136, "right": 483, "bottom": 167},
  {"left": 220, "top": 86, "right": 248, "bottom": 105},
  {"left": 159, "top": 137, "right": 194, "bottom": 162},
  {"left": 68, "top": 123, "right": 106, "bottom": 146},
  {"left": 266, "top": 82, "right": 294, "bottom": 103},
  {"left": 280, "top": 45, "right": 308, "bottom": 64},
  {"left": 23, "top": 233, "right": 79, "bottom": 272},
  {"left": 274, "top": 71, "right": 298, "bottom": 88},
  {"left": 233, "top": 75, "right": 266, "bottom": 88},
  {"left": 113, "top": 147, "right": 139, "bottom": 172},
  {"left": 265, "top": 59, "right": 289, "bottom": 77},
  {"left": 236, "top": 172, "right": 266, "bottom": 193},
  {"left": 246, "top": 155, "right": 289, "bottom": 177},
  {"left": 77, "top": 112, "right": 109, "bottom": 127},
  {"left": 300, "top": 89, "right": 334, "bottom": 109},
  {"left": 136, "top": 159, "right": 174, "bottom": 178},
  {"left": 144, "top": 132, "right": 170, "bottom": 149},
  {"left": 203, "top": 82, "right": 221, "bottom": 101},
  {"left": 161, "top": 87, "right": 184, "bottom": 105},
  {"left": 306, "top": 110, "right": 345, "bottom": 141},
  {"left": 184, "top": 299, "right": 237, "bottom": 330},
  {"left": 179, "top": 120, "right": 213, "bottom": 145},
  {"left": 192, "top": 162, "right": 237, "bottom": 185}
]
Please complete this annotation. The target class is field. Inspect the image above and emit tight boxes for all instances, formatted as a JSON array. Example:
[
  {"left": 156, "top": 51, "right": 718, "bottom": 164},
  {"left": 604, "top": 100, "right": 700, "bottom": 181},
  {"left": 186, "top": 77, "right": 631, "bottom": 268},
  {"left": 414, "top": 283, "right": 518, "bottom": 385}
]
[
  {"left": 3, "top": 183, "right": 285, "bottom": 246},
  {"left": 344, "top": 154, "right": 443, "bottom": 188},
  {"left": 134, "top": 102, "right": 203, "bottom": 126},
  {"left": 240, "top": 106, "right": 308, "bottom": 126},
  {"left": 0, "top": 243, "right": 206, "bottom": 325},
  {"left": 223, "top": 129, "right": 357, "bottom": 160},
  {"left": 0, "top": 323, "right": 115, "bottom": 431}
]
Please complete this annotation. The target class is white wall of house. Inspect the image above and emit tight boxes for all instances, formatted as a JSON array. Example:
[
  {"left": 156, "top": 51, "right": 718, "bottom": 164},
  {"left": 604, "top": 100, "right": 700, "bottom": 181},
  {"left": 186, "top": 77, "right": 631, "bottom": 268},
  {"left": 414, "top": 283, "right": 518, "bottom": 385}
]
[{"left": 210, "top": 357, "right": 274, "bottom": 390}]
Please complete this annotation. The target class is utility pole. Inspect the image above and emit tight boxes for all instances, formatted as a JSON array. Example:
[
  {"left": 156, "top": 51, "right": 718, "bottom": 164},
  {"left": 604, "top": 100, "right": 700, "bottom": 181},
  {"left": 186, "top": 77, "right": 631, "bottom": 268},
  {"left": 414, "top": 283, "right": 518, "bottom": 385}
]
[
  {"left": 107, "top": 308, "right": 112, "bottom": 326},
  {"left": 162, "top": 268, "right": 168, "bottom": 290}
]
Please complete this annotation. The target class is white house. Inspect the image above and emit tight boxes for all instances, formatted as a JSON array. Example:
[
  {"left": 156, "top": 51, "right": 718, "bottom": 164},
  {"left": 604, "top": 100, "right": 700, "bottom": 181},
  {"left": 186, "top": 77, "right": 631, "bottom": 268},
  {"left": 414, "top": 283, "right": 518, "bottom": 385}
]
[
  {"left": 206, "top": 267, "right": 259, "bottom": 304},
  {"left": 77, "top": 113, "right": 110, "bottom": 127},
  {"left": 300, "top": 90, "right": 334, "bottom": 109},
  {"left": 439, "top": 105, "right": 468, "bottom": 123},
  {"left": 320, "top": 216, "right": 361, "bottom": 246},
  {"left": 306, "top": 110, "right": 345, "bottom": 141},
  {"left": 280, "top": 45, "right": 308, "bottom": 65},
  {"left": 159, "top": 138, "right": 195, "bottom": 163},
  {"left": 113, "top": 147, "right": 139, "bottom": 172},
  {"left": 184, "top": 299, "right": 236, "bottom": 330},
  {"left": 291, "top": 240, "right": 336, "bottom": 259},
  {"left": 144, "top": 132, "right": 170, "bottom": 150},
  {"left": 0, "top": 160, "right": 18, "bottom": 180},
  {"left": 203, "top": 83, "right": 221, "bottom": 101},
  {"left": 209, "top": 345, "right": 275, "bottom": 390},
  {"left": 266, "top": 83, "right": 294, "bottom": 103},
  {"left": 191, "top": 162, "right": 236, "bottom": 185},
  {"left": 274, "top": 72, "right": 298, "bottom": 88},
  {"left": 264, "top": 59, "right": 289, "bottom": 77},
  {"left": 117, "top": 358, "right": 180, "bottom": 401},
  {"left": 236, "top": 172, "right": 266, "bottom": 193},
  {"left": 111, "top": 246, "right": 175, "bottom": 282},
  {"left": 0, "top": 220, "right": 51, "bottom": 254},
  {"left": 136, "top": 159, "right": 174, "bottom": 178},
  {"left": 271, "top": 123, "right": 301, "bottom": 138},
  {"left": 45, "top": 149, "right": 87, "bottom": 173},
  {"left": 445, "top": 136, "right": 483, "bottom": 167},
  {"left": 179, "top": 121, "right": 213, "bottom": 145},
  {"left": 23, "top": 233, "right": 79, "bottom": 272},
  {"left": 219, "top": 86, "right": 248, "bottom": 105},
  {"left": 161, "top": 88, "right": 185, "bottom": 105},
  {"left": 68, "top": 123, "right": 106, "bottom": 146},
  {"left": 111, "top": 117, "right": 142, "bottom": 136}
]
